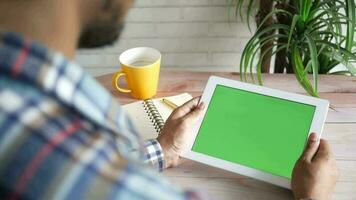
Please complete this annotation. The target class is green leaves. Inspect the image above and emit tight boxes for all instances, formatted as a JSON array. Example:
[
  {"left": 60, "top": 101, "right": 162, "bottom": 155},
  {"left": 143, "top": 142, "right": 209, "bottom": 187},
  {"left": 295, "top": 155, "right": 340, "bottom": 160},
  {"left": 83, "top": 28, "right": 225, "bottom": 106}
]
[
  {"left": 346, "top": 0, "right": 355, "bottom": 51},
  {"left": 291, "top": 45, "right": 319, "bottom": 97},
  {"left": 287, "top": 15, "right": 300, "bottom": 51},
  {"left": 236, "top": 0, "right": 356, "bottom": 97},
  {"left": 305, "top": 33, "right": 319, "bottom": 94},
  {"left": 300, "top": 0, "right": 313, "bottom": 22}
]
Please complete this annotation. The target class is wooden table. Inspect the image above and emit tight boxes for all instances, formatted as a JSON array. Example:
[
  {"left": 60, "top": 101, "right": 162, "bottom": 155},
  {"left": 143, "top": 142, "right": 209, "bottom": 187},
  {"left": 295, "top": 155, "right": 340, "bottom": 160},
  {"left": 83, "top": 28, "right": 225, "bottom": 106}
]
[{"left": 97, "top": 70, "right": 356, "bottom": 200}]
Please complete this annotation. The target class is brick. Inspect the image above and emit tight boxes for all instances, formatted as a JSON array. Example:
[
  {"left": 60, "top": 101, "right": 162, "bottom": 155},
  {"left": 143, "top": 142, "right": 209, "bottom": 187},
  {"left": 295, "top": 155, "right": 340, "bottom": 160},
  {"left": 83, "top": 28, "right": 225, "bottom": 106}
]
[
  {"left": 134, "top": 0, "right": 227, "bottom": 7},
  {"left": 211, "top": 0, "right": 250, "bottom": 6},
  {"left": 85, "top": 67, "right": 118, "bottom": 77},
  {"left": 162, "top": 53, "right": 209, "bottom": 66},
  {"left": 121, "top": 23, "right": 157, "bottom": 38},
  {"left": 134, "top": 0, "right": 180, "bottom": 7},
  {"left": 75, "top": 54, "right": 120, "bottom": 67},
  {"left": 182, "top": 6, "right": 235, "bottom": 22},
  {"left": 156, "top": 22, "right": 210, "bottom": 37},
  {"left": 209, "top": 22, "right": 254, "bottom": 37},
  {"left": 179, "top": 0, "right": 214, "bottom": 6},
  {"left": 179, "top": 38, "right": 247, "bottom": 52},
  {"left": 126, "top": 38, "right": 182, "bottom": 52},
  {"left": 126, "top": 8, "right": 181, "bottom": 22},
  {"left": 212, "top": 52, "right": 241, "bottom": 65}
]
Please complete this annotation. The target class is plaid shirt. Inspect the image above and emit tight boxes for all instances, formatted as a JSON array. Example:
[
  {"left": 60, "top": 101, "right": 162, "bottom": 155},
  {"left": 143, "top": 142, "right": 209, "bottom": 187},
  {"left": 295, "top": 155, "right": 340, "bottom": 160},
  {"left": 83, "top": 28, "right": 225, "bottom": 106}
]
[{"left": 0, "top": 31, "right": 198, "bottom": 200}]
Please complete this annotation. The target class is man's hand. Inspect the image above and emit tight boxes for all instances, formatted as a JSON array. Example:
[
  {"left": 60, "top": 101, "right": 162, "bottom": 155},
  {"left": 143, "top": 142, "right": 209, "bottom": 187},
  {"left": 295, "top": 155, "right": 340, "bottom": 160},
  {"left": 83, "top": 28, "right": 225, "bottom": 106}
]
[
  {"left": 292, "top": 133, "right": 339, "bottom": 200},
  {"left": 157, "top": 97, "right": 205, "bottom": 168}
]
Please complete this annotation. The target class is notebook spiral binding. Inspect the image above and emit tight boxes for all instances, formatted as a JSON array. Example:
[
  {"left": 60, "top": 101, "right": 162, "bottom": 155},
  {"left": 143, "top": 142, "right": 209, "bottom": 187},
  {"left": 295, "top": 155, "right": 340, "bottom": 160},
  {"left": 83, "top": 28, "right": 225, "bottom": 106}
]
[{"left": 142, "top": 100, "right": 165, "bottom": 134}]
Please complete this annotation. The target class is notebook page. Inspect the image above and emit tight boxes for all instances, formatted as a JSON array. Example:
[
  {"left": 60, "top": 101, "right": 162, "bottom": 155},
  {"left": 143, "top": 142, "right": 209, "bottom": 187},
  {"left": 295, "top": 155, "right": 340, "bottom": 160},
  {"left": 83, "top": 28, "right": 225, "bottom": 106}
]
[
  {"left": 123, "top": 101, "right": 158, "bottom": 139},
  {"left": 122, "top": 93, "right": 193, "bottom": 140}
]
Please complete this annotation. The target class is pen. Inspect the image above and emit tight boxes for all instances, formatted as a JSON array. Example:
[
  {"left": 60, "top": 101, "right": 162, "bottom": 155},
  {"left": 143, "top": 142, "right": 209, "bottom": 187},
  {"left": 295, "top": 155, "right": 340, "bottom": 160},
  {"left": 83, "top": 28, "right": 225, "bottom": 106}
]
[{"left": 162, "top": 98, "right": 178, "bottom": 109}]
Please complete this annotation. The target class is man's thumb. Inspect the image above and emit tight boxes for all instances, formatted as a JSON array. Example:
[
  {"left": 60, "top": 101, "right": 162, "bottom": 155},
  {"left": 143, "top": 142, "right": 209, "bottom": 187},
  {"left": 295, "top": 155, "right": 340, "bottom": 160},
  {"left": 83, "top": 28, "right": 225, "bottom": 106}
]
[{"left": 301, "top": 133, "right": 320, "bottom": 162}]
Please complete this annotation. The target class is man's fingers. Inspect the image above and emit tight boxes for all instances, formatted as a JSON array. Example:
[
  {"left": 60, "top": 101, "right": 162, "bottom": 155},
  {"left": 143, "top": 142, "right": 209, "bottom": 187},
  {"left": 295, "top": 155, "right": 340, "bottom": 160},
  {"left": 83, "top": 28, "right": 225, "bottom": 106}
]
[
  {"left": 171, "top": 96, "right": 201, "bottom": 118},
  {"left": 314, "top": 139, "right": 332, "bottom": 162},
  {"left": 182, "top": 102, "right": 205, "bottom": 123},
  {"left": 301, "top": 133, "right": 320, "bottom": 162}
]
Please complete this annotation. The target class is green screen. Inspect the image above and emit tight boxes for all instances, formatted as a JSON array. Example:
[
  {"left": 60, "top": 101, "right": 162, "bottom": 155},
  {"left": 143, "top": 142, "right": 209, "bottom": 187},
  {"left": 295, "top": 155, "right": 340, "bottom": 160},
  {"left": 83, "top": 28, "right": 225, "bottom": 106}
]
[{"left": 192, "top": 85, "right": 316, "bottom": 178}]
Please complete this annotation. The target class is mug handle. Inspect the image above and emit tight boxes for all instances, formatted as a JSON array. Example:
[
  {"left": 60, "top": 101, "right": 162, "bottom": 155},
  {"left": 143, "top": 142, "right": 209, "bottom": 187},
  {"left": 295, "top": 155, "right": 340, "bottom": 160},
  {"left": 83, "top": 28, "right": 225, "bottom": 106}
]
[{"left": 112, "top": 71, "right": 131, "bottom": 93}]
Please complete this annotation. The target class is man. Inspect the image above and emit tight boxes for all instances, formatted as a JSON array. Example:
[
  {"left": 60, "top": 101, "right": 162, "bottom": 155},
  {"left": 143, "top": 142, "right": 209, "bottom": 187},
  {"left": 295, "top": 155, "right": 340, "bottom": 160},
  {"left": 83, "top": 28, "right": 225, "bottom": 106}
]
[{"left": 0, "top": 0, "right": 339, "bottom": 199}]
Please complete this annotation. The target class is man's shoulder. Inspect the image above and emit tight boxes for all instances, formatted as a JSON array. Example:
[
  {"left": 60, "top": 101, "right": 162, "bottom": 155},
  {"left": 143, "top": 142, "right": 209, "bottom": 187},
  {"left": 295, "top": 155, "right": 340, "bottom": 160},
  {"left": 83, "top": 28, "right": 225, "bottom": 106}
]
[
  {"left": 0, "top": 75, "right": 70, "bottom": 129},
  {"left": 0, "top": 75, "right": 50, "bottom": 109}
]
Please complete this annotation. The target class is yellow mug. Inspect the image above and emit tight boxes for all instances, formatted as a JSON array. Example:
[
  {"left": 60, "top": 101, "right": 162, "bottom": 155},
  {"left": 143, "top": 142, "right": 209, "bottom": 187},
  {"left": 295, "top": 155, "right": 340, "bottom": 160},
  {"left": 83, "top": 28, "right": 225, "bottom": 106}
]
[{"left": 112, "top": 47, "right": 161, "bottom": 100}]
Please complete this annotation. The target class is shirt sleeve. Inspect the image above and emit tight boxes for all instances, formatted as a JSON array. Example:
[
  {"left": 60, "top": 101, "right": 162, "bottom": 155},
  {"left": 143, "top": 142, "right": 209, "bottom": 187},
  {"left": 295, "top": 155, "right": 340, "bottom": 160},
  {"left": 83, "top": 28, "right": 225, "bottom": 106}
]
[
  {"left": 143, "top": 139, "right": 166, "bottom": 171},
  {"left": 0, "top": 87, "right": 204, "bottom": 200}
]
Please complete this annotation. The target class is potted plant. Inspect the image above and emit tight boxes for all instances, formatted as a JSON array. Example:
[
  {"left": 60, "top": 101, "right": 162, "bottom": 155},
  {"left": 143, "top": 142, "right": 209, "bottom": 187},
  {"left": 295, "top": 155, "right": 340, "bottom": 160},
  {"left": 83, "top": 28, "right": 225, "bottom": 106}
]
[{"left": 231, "top": 0, "right": 356, "bottom": 97}]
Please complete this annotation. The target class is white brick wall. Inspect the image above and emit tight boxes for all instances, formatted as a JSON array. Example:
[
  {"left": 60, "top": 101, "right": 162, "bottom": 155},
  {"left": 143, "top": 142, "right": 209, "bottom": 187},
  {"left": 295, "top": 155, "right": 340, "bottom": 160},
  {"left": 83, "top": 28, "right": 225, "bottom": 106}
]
[{"left": 76, "top": 0, "right": 255, "bottom": 76}]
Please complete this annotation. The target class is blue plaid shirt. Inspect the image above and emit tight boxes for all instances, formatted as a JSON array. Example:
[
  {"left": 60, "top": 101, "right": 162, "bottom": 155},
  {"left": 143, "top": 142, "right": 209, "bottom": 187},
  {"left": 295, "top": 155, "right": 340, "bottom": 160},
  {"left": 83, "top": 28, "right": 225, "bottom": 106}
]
[{"left": 0, "top": 31, "right": 199, "bottom": 200}]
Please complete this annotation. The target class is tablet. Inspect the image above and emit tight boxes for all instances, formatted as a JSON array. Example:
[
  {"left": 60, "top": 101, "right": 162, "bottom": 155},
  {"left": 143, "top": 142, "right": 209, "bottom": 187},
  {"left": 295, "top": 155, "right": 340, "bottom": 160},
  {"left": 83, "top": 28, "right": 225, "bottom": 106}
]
[{"left": 183, "top": 76, "right": 329, "bottom": 189}]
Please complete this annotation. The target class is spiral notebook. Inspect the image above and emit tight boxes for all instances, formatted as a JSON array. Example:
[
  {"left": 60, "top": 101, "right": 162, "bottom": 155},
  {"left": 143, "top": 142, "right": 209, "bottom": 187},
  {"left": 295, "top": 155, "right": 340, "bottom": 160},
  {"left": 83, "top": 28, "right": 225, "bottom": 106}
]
[{"left": 123, "top": 93, "right": 193, "bottom": 139}]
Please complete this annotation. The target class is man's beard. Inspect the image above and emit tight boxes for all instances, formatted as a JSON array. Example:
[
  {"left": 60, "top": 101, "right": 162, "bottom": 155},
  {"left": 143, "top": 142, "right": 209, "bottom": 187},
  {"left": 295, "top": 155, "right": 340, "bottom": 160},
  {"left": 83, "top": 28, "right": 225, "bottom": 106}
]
[
  {"left": 77, "top": 23, "right": 124, "bottom": 48},
  {"left": 78, "top": 0, "right": 125, "bottom": 49}
]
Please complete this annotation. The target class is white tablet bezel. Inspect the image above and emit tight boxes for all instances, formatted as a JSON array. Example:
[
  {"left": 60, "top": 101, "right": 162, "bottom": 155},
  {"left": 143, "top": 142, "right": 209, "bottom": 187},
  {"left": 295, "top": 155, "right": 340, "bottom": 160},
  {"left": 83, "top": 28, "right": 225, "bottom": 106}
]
[{"left": 182, "top": 76, "right": 329, "bottom": 189}]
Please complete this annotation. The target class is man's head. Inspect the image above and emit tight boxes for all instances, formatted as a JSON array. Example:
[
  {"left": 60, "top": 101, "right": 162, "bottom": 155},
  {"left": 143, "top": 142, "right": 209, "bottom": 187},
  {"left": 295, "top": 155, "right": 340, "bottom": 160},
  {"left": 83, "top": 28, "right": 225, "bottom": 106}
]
[
  {"left": 0, "top": 0, "right": 132, "bottom": 56},
  {"left": 78, "top": 0, "right": 132, "bottom": 48}
]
